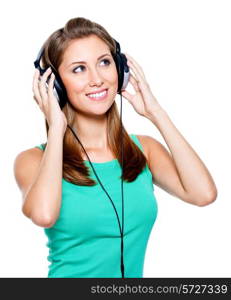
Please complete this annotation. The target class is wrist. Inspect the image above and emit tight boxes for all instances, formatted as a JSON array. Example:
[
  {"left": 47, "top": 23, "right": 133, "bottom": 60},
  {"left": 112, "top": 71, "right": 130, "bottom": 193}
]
[
  {"left": 146, "top": 106, "right": 167, "bottom": 122},
  {"left": 49, "top": 125, "right": 66, "bottom": 137}
]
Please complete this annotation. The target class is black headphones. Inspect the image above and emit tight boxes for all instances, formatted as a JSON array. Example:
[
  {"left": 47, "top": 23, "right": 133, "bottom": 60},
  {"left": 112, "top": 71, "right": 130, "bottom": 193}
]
[{"left": 34, "top": 38, "right": 130, "bottom": 109}]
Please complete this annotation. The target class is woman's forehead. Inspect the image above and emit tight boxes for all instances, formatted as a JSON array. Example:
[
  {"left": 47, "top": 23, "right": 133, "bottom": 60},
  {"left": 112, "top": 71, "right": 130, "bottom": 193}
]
[{"left": 62, "top": 36, "right": 110, "bottom": 63}]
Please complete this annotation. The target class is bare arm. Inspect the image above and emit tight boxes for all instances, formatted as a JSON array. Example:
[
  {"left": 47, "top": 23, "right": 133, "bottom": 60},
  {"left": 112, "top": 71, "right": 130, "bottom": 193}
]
[
  {"left": 14, "top": 126, "right": 64, "bottom": 228},
  {"left": 147, "top": 109, "right": 217, "bottom": 206},
  {"left": 14, "top": 66, "right": 68, "bottom": 228}
]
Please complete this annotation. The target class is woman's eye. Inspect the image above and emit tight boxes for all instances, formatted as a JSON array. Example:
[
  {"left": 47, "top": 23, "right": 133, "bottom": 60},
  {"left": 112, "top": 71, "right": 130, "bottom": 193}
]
[
  {"left": 73, "top": 65, "right": 85, "bottom": 73},
  {"left": 72, "top": 59, "right": 111, "bottom": 73},
  {"left": 101, "top": 59, "right": 111, "bottom": 66}
]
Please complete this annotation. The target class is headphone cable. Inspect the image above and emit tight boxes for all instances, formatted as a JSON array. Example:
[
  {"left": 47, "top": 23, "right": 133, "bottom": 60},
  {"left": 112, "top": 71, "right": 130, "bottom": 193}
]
[{"left": 67, "top": 92, "right": 125, "bottom": 278}]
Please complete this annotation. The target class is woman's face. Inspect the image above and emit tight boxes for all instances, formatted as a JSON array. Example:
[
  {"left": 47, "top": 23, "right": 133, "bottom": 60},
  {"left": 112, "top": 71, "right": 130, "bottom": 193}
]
[{"left": 58, "top": 35, "right": 118, "bottom": 116}]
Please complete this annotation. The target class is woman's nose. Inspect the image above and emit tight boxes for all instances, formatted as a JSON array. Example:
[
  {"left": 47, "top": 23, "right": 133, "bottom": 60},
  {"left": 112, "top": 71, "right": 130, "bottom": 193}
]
[{"left": 88, "top": 68, "right": 103, "bottom": 86}]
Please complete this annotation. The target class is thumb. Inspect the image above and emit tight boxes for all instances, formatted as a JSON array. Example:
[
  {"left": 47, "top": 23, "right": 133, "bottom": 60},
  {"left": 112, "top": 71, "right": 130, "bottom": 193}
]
[{"left": 121, "top": 90, "right": 133, "bottom": 103}]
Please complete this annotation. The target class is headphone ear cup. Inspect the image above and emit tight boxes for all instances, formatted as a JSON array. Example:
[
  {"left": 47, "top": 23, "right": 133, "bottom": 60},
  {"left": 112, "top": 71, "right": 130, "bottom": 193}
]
[
  {"left": 113, "top": 52, "right": 123, "bottom": 93},
  {"left": 113, "top": 39, "right": 130, "bottom": 94},
  {"left": 51, "top": 70, "right": 68, "bottom": 109},
  {"left": 34, "top": 47, "right": 68, "bottom": 110},
  {"left": 120, "top": 53, "right": 130, "bottom": 91}
]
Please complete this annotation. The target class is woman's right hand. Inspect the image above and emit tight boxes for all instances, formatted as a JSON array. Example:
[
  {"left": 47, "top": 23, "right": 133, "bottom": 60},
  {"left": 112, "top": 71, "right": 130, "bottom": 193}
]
[{"left": 32, "top": 67, "right": 67, "bottom": 135}]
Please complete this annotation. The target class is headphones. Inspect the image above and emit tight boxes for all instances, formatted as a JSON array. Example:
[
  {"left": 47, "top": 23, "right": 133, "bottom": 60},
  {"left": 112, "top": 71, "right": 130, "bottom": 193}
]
[{"left": 33, "top": 38, "right": 130, "bottom": 109}]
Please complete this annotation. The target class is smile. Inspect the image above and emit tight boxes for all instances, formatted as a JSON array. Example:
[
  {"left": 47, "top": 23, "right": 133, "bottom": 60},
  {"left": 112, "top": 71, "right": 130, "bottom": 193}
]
[{"left": 86, "top": 89, "right": 108, "bottom": 101}]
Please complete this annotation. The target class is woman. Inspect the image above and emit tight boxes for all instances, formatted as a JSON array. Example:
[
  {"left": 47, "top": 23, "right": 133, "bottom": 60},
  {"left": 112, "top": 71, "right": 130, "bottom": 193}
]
[{"left": 13, "top": 17, "right": 217, "bottom": 278}]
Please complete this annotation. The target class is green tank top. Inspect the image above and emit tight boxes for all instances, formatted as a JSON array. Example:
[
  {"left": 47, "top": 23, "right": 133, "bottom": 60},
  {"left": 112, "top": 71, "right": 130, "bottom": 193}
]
[{"left": 35, "top": 134, "right": 158, "bottom": 278}]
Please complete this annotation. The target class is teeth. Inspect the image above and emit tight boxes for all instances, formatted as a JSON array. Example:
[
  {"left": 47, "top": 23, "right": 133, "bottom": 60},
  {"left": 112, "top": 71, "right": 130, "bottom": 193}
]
[{"left": 88, "top": 90, "right": 107, "bottom": 98}]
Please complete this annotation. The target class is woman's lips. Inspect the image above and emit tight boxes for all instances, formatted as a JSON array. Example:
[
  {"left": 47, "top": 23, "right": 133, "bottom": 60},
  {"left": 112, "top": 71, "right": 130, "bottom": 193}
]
[{"left": 86, "top": 89, "right": 108, "bottom": 101}]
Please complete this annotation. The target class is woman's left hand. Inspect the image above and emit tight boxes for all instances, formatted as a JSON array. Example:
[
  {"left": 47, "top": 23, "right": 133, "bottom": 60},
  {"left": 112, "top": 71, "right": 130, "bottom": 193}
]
[{"left": 122, "top": 53, "right": 163, "bottom": 119}]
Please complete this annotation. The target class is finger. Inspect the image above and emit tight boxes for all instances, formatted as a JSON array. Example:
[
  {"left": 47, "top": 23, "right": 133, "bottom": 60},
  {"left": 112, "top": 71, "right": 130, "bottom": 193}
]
[
  {"left": 121, "top": 90, "right": 133, "bottom": 103},
  {"left": 125, "top": 53, "right": 146, "bottom": 81},
  {"left": 47, "top": 73, "right": 58, "bottom": 105},
  {"left": 33, "top": 95, "right": 42, "bottom": 111},
  {"left": 129, "top": 73, "right": 140, "bottom": 92},
  {"left": 39, "top": 67, "right": 52, "bottom": 102},
  {"left": 127, "top": 60, "right": 146, "bottom": 87},
  {"left": 128, "top": 66, "right": 141, "bottom": 87},
  {"left": 33, "top": 69, "right": 43, "bottom": 107},
  {"left": 125, "top": 52, "right": 145, "bottom": 76}
]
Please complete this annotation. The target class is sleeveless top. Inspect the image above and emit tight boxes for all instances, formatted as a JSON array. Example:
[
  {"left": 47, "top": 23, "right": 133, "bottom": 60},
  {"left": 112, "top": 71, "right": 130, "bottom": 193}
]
[{"left": 35, "top": 134, "right": 158, "bottom": 278}]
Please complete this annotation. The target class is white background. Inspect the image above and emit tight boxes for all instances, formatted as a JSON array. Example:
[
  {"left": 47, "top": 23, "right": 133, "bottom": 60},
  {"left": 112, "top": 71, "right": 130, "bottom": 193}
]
[{"left": 0, "top": 0, "right": 230, "bottom": 277}]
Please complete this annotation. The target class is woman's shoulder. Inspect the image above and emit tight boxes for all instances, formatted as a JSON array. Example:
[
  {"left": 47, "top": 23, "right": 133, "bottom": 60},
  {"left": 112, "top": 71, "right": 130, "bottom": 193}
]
[
  {"left": 13, "top": 147, "right": 44, "bottom": 203},
  {"left": 15, "top": 146, "right": 45, "bottom": 162},
  {"left": 14, "top": 146, "right": 45, "bottom": 178},
  {"left": 135, "top": 134, "right": 170, "bottom": 167},
  {"left": 14, "top": 144, "right": 46, "bottom": 172}
]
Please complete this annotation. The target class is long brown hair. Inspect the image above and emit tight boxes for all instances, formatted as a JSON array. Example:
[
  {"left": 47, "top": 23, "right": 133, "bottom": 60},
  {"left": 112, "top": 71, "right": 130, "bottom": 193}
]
[{"left": 40, "top": 17, "right": 147, "bottom": 186}]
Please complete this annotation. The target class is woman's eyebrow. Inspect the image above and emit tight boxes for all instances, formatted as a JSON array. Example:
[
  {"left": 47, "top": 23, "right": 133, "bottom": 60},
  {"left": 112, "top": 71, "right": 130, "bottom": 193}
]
[{"left": 68, "top": 53, "right": 111, "bottom": 67}]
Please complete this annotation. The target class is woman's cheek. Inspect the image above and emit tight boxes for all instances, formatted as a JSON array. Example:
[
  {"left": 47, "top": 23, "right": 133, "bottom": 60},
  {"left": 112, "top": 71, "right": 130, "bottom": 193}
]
[{"left": 67, "top": 80, "right": 86, "bottom": 96}]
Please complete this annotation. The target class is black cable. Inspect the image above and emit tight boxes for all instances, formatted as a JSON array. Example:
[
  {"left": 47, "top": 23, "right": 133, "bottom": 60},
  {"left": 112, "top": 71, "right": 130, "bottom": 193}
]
[
  {"left": 67, "top": 92, "right": 125, "bottom": 278},
  {"left": 119, "top": 92, "right": 125, "bottom": 278}
]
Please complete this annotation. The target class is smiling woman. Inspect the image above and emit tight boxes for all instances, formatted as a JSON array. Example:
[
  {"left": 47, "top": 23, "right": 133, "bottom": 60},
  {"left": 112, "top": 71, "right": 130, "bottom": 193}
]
[
  {"left": 58, "top": 36, "right": 118, "bottom": 111},
  {"left": 13, "top": 16, "right": 158, "bottom": 279},
  {"left": 13, "top": 15, "right": 217, "bottom": 280},
  {"left": 31, "top": 18, "right": 142, "bottom": 188}
]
